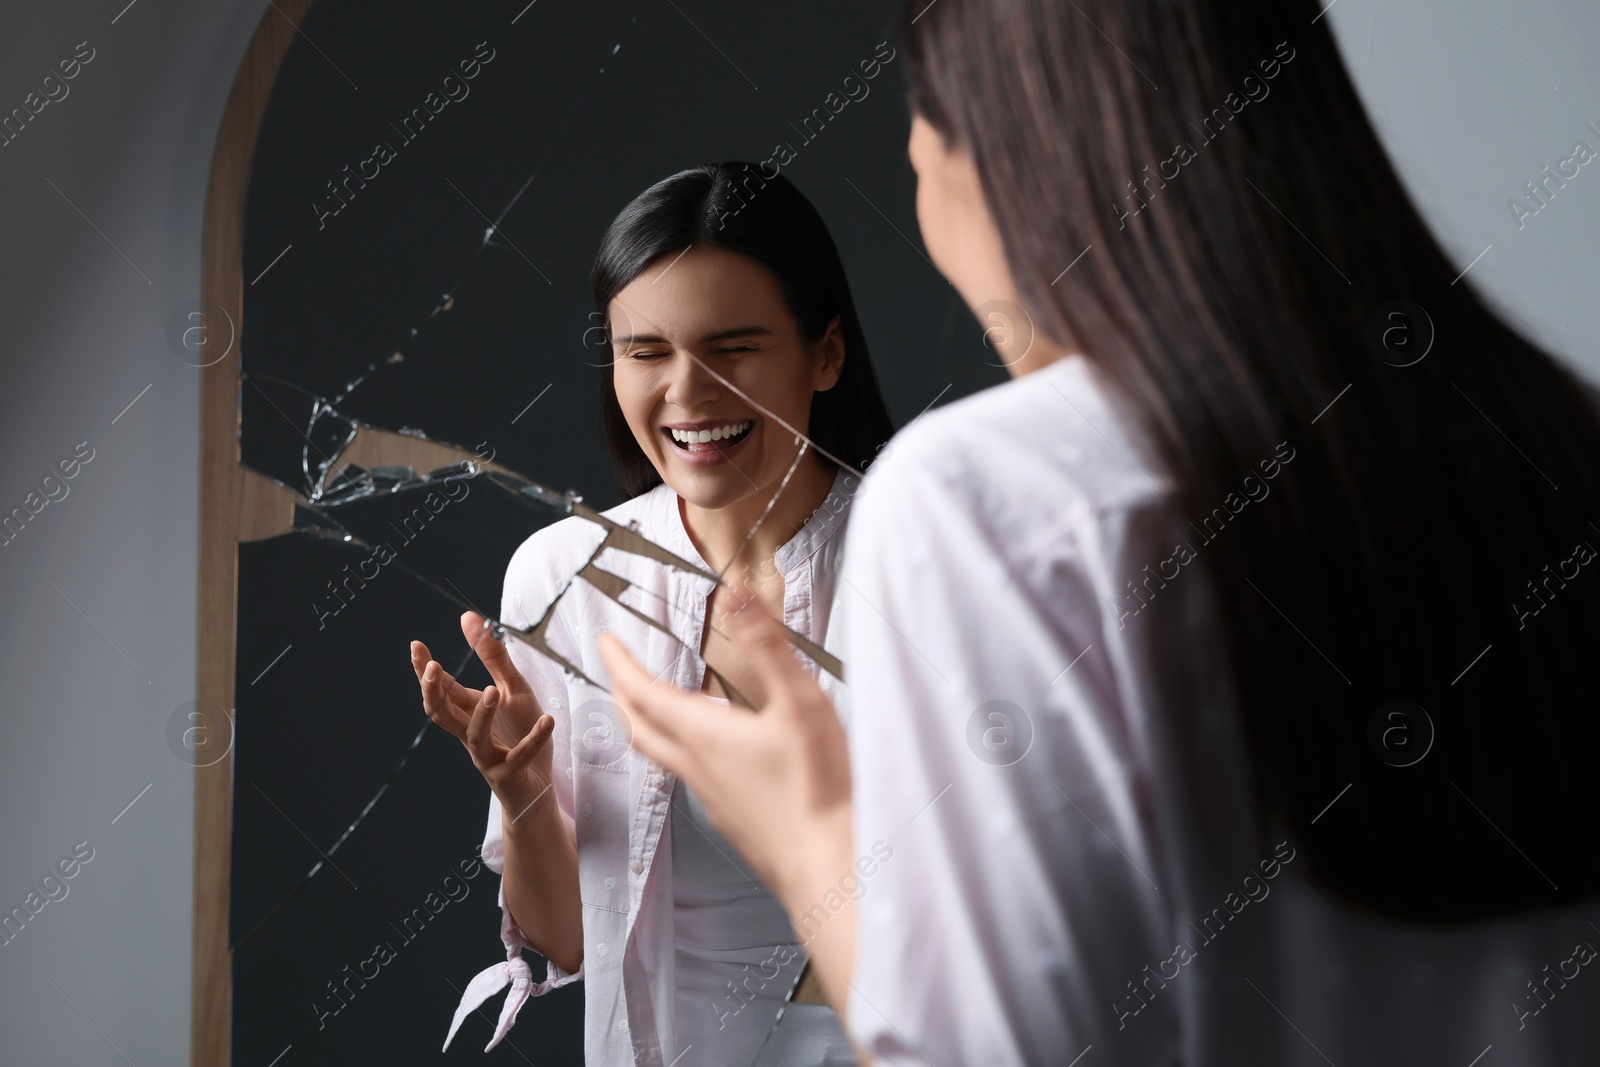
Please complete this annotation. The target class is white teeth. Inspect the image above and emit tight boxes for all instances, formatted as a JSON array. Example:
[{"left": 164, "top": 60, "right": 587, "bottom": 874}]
[{"left": 669, "top": 421, "right": 751, "bottom": 445}]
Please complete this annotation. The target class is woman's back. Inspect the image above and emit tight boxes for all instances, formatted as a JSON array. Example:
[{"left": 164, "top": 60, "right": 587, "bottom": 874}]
[{"left": 838, "top": 352, "right": 1600, "bottom": 1064}]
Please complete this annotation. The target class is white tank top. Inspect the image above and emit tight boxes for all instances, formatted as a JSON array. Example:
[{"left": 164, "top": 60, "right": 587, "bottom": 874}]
[{"left": 667, "top": 702, "right": 855, "bottom": 1065}]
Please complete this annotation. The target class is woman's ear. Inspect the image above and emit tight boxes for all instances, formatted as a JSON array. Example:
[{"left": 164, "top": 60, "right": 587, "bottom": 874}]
[{"left": 813, "top": 315, "right": 846, "bottom": 392}]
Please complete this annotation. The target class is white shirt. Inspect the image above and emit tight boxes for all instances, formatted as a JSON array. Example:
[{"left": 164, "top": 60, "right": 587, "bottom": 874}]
[
  {"left": 444, "top": 467, "right": 856, "bottom": 1065},
  {"left": 837, "top": 354, "right": 1600, "bottom": 1065}
]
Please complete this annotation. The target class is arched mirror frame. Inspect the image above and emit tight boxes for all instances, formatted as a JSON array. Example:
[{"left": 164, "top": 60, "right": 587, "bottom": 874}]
[{"left": 193, "top": 4, "right": 488, "bottom": 1061}]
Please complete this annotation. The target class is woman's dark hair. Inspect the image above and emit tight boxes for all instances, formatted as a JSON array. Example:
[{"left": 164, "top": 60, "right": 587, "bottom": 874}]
[
  {"left": 903, "top": 0, "right": 1600, "bottom": 923},
  {"left": 591, "top": 163, "right": 896, "bottom": 500}
]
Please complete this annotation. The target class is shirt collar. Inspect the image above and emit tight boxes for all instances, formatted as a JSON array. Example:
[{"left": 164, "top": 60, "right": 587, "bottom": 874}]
[{"left": 649, "top": 464, "right": 854, "bottom": 581}]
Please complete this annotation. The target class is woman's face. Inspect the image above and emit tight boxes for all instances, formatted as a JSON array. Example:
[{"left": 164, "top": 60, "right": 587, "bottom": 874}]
[
  {"left": 908, "top": 113, "right": 1068, "bottom": 375},
  {"left": 608, "top": 246, "right": 843, "bottom": 511}
]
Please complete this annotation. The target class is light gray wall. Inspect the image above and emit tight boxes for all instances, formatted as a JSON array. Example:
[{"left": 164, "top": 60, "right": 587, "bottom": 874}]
[
  {"left": 0, "top": 1, "right": 1594, "bottom": 1064},
  {"left": 0, "top": 2, "right": 268, "bottom": 1065},
  {"left": 1323, "top": 0, "right": 1600, "bottom": 381}
]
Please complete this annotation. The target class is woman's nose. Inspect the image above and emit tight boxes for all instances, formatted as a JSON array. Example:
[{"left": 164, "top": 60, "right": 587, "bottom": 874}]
[{"left": 661, "top": 350, "right": 722, "bottom": 409}]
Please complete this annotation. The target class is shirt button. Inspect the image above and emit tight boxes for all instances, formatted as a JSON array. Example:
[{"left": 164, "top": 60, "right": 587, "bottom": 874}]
[
  {"left": 631, "top": 857, "right": 644, "bottom": 874},
  {"left": 597, "top": 942, "right": 609, "bottom": 957},
  {"left": 603, "top": 876, "right": 616, "bottom": 890}
]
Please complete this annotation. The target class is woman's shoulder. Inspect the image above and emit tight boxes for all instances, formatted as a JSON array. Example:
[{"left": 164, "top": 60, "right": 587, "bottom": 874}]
[
  {"left": 858, "top": 355, "right": 1177, "bottom": 554},
  {"left": 503, "top": 482, "right": 675, "bottom": 599}
]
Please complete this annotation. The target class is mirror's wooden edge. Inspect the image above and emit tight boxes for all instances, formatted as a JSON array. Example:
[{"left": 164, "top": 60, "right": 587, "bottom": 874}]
[
  {"left": 195, "top": 7, "right": 519, "bottom": 1060},
  {"left": 194, "top": 2, "right": 316, "bottom": 1064}
]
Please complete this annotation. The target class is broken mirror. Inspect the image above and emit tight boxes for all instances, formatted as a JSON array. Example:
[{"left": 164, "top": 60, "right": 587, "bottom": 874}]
[{"left": 229, "top": 0, "right": 997, "bottom": 1062}]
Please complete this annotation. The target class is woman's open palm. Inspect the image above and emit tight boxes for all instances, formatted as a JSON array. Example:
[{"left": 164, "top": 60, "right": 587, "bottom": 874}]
[{"left": 411, "top": 611, "right": 557, "bottom": 821}]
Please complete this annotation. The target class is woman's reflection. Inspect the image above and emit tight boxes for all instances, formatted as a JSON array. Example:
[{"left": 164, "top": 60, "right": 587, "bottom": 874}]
[{"left": 416, "top": 162, "right": 893, "bottom": 1065}]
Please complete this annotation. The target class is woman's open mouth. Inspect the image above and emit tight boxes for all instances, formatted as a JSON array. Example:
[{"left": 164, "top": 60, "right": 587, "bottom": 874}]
[{"left": 662, "top": 419, "right": 756, "bottom": 466}]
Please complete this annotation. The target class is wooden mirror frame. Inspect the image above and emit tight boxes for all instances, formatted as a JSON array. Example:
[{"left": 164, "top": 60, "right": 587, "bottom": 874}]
[{"left": 193, "top": 3, "right": 485, "bottom": 1060}]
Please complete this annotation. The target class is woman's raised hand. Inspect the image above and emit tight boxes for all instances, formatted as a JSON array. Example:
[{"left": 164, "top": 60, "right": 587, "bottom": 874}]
[
  {"left": 599, "top": 587, "right": 852, "bottom": 897},
  {"left": 411, "top": 611, "right": 558, "bottom": 822}
]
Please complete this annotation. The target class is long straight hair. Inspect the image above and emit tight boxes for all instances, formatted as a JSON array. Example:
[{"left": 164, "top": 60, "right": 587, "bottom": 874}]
[
  {"left": 591, "top": 164, "right": 896, "bottom": 500},
  {"left": 903, "top": 0, "right": 1600, "bottom": 922}
]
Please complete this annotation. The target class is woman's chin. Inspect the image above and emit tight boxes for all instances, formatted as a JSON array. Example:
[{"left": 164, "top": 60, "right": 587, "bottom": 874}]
[{"left": 661, "top": 465, "right": 762, "bottom": 513}]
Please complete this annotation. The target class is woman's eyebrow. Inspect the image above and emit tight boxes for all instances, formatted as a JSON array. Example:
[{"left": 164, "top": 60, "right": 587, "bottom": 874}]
[
  {"left": 610, "top": 326, "right": 773, "bottom": 345},
  {"left": 701, "top": 326, "right": 771, "bottom": 343}
]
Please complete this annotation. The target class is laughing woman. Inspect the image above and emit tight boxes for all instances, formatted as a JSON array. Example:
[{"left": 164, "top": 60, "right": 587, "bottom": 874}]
[{"left": 417, "top": 163, "right": 892, "bottom": 1065}]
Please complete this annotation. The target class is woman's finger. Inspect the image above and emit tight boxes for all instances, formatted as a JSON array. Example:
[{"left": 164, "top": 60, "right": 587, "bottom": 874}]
[
  {"left": 504, "top": 713, "right": 553, "bottom": 771},
  {"left": 415, "top": 662, "right": 472, "bottom": 739},
  {"left": 613, "top": 677, "right": 699, "bottom": 780},
  {"left": 460, "top": 611, "right": 532, "bottom": 696},
  {"left": 413, "top": 642, "right": 469, "bottom": 705},
  {"left": 723, "top": 586, "right": 815, "bottom": 698},
  {"left": 601, "top": 632, "right": 744, "bottom": 778},
  {"left": 622, "top": 703, "right": 685, "bottom": 777},
  {"left": 411, "top": 642, "right": 453, "bottom": 711},
  {"left": 435, "top": 663, "right": 483, "bottom": 716},
  {"left": 462, "top": 684, "right": 502, "bottom": 762},
  {"left": 413, "top": 643, "right": 480, "bottom": 718},
  {"left": 596, "top": 631, "right": 656, "bottom": 709},
  {"left": 600, "top": 633, "right": 725, "bottom": 743}
]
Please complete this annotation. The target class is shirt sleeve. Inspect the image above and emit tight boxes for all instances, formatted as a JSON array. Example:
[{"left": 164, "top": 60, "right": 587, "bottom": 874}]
[
  {"left": 443, "top": 526, "right": 586, "bottom": 1053},
  {"left": 838, "top": 439, "right": 1178, "bottom": 1066}
]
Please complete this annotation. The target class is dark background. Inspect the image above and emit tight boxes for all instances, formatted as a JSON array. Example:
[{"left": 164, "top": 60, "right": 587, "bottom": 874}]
[{"left": 233, "top": 0, "right": 1001, "bottom": 1061}]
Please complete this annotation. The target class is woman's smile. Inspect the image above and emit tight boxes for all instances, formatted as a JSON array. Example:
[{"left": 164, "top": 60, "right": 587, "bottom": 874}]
[{"left": 660, "top": 417, "right": 758, "bottom": 467}]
